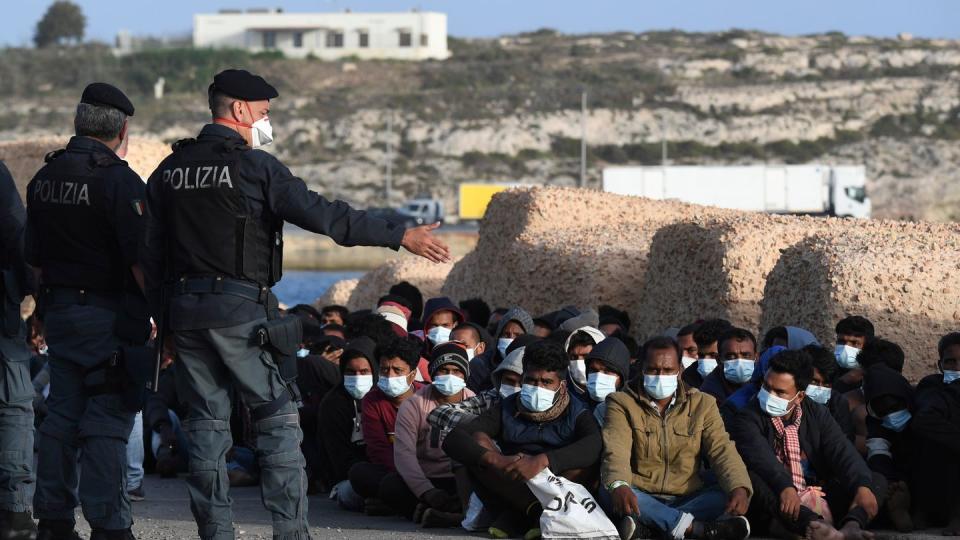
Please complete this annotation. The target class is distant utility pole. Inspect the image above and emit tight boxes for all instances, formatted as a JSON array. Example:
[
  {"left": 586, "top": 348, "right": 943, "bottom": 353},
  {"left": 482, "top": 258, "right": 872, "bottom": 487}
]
[
  {"left": 579, "top": 90, "right": 587, "bottom": 188},
  {"left": 385, "top": 110, "right": 393, "bottom": 205},
  {"left": 660, "top": 116, "right": 668, "bottom": 167}
]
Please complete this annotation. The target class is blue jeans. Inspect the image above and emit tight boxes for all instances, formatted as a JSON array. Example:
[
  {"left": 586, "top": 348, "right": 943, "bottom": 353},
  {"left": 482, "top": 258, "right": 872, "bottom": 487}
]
[
  {"left": 127, "top": 412, "right": 144, "bottom": 491},
  {"left": 631, "top": 486, "right": 726, "bottom": 537}
]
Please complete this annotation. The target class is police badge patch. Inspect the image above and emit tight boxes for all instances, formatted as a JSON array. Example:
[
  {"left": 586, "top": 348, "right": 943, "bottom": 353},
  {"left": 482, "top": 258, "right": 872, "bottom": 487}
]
[{"left": 131, "top": 200, "right": 145, "bottom": 216}]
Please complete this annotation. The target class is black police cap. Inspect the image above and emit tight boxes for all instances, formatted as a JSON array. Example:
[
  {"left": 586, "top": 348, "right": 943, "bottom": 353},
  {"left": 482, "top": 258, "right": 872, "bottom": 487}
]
[
  {"left": 80, "top": 82, "right": 135, "bottom": 116},
  {"left": 209, "top": 69, "right": 279, "bottom": 101}
]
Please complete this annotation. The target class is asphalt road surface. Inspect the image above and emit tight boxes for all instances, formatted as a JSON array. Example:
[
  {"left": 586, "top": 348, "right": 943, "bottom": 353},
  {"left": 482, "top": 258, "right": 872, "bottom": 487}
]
[{"left": 69, "top": 475, "right": 951, "bottom": 539}]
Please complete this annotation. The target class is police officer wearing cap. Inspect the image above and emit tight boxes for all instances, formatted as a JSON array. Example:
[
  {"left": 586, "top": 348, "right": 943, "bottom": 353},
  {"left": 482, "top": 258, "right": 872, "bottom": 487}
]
[
  {"left": 140, "top": 69, "right": 449, "bottom": 539},
  {"left": 26, "top": 83, "right": 149, "bottom": 540},
  {"left": 0, "top": 161, "right": 38, "bottom": 539}
]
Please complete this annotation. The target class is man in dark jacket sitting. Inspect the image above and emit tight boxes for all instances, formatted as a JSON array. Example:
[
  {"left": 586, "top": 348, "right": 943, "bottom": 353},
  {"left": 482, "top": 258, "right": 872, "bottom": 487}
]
[
  {"left": 731, "top": 350, "right": 883, "bottom": 540},
  {"left": 442, "top": 339, "right": 602, "bottom": 539}
]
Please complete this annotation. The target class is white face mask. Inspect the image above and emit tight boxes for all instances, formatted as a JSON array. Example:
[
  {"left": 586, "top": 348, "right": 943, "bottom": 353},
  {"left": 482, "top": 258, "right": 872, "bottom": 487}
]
[
  {"left": 250, "top": 116, "right": 273, "bottom": 148},
  {"left": 499, "top": 384, "right": 520, "bottom": 398},
  {"left": 835, "top": 344, "right": 861, "bottom": 369},
  {"left": 944, "top": 370, "right": 960, "bottom": 385},
  {"left": 681, "top": 356, "right": 698, "bottom": 370},
  {"left": 466, "top": 348, "right": 476, "bottom": 361},
  {"left": 805, "top": 384, "right": 832, "bottom": 405},
  {"left": 296, "top": 348, "right": 310, "bottom": 359},
  {"left": 378, "top": 373, "right": 412, "bottom": 398},
  {"left": 426, "top": 326, "right": 452, "bottom": 345},
  {"left": 643, "top": 374, "right": 679, "bottom": 400},
  {"left": 497, "top": 338, "right": 513, "bottom": 358},
  {"left": 344, "top": 375, "right": 374, "bottom": 400},
  {"left": 697, "top": 358, "right": 718, "bottom": 378},
  {"left": 520, "top": 384, "right": 556, "bottom": 412},
  {"left": 569, "top": 359, "right": 587, "bottom": 385},
  {"left": 587, "top": 372, "right": 618, "bottom": 402},
  {"left": 432, "top": 374, "right": 466, "bottom": 396}
]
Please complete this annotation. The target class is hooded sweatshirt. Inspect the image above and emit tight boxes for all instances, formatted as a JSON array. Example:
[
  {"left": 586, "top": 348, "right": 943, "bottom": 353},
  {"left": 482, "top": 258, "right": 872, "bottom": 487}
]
[
  {"left": 564, "top": 326, "right": 608, "bottom": 403},
  {"left": 862, "top": 365, "right": 915, "bottom": 482},
  {"left": 584, "top": 337, "right": 630, "bottom": 425},
  {"left": 785, "top": 326, "right": 820, "bottom": 350},
  {"left": 317, "top": 337, "right": 379, "bottom": 483}
]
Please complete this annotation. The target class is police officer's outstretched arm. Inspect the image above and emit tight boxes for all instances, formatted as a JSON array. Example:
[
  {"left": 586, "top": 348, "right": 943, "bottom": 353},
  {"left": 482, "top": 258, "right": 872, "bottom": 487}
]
[{"left": 262, "top": 155, "right": 450, "bottom": 262}]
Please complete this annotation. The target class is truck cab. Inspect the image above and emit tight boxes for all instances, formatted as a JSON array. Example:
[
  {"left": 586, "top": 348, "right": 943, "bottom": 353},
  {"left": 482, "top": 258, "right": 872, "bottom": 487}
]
[
  {"left": 397, "top": 198, "right": 445, "bottom": 225},
  {"left": 830, "top": 166, "right": 871, "bottom": 218}
]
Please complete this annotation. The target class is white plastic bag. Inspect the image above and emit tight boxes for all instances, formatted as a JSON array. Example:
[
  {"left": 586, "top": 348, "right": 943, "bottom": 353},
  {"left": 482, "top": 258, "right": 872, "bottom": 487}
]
[
  {"left": 461, "top": 492, "right": 493, "bottom": 531},
  {"left": 526, "top": 468, "right": 619, "bottom": 540}
]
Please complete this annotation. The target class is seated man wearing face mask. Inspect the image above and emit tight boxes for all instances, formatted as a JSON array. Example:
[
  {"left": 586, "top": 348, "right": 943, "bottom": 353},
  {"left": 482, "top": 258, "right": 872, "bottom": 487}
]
[
  {"left": 831, "top": 316, "right": 875, "bottom": 395},
  {"left": 603, "top": 336, "right": 752, "bottom": 540},
  {"left": 802, "top": 345, "right": 855, "bottom": 443},
  {"left": 428, "top": 340, "right": 530, "bottom": 433},
  {"left": 421, "top": 297, "right": 464, "bottom": 351},
  {"left": 491, "top": 307, "right": 534, "bottom": 366},
  {"left": 583, "top": 337, "right": 630, "bottom": 426},
  {"left": 700, "top": 328, "right": 758, "bottom": 406},
  {"left": 387, "top": 342, "right": 475, "bottom": 526},
  {"left": 317, "top": 337, "right": 378, "bottom": 512},
  {"left": 861, "top": 365, "right": 917, "bottom": 533},
  {"left": 347, "top": 336, "right": 424, "bottom": 514},
  {"left": 442, "top": 340, "right": 602, "bottom": 539},
  {"left": 683, "top": 319, "right": 734, "bottom": 390},
  {"left": 730, "top": 350, "right": 883, "bottom": 540},
  {"left": 564, "top": 326, "right": 607, "bottom": 404},
  {"left": 910, "top": 332, "right": 960, "bottom": 535},
  {"left": 915, "top": 331, "right": 960, "bottom": 400}
]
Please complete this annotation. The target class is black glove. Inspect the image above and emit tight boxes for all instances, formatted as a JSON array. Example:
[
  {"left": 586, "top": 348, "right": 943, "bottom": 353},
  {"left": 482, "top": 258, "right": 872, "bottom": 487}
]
[{"left": 422, "top": 488, "right": 460, "bottom": 512}]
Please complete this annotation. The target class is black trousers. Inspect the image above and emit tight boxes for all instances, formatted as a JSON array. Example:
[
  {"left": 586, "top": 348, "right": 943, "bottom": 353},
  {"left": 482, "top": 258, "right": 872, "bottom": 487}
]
[
  {"left": 911, "top": 440, "right": 960, "bottom": 524},
  {"left": 746, "top": 470, "right": 887, "bottom": 535},
  {"left": 348, "top": 462, "right": 458, "bottom": 518}
]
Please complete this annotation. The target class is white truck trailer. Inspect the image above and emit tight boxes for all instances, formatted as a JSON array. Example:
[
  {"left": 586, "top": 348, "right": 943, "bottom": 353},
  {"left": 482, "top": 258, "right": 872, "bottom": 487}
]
[{"left": 602, "top": 164, "right": 871, "bottom": 218}]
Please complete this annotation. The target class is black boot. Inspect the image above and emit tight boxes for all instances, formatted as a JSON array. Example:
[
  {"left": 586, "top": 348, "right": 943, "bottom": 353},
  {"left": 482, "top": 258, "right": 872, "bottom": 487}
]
[
  {"left": 89, "top": 529, "right": 134, "bottom": 540},
  {"left": 0, "top": 510, "right": 38, "bottom": 540},
  {"left": 36, "top": 519, "right": 80, "bottom": 540}
]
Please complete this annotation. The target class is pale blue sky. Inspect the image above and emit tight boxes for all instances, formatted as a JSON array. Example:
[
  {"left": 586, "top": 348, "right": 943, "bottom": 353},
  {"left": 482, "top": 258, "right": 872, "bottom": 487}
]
[{"left": 6, "top": 0, "right": 959, "bottom": 47}]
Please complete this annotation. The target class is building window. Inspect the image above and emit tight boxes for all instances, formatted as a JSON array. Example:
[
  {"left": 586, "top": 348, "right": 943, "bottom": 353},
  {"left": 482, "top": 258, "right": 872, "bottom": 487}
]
[
  {"left": 420, "top": 33, "right": 429, "bottom": 46},
  {"left": 399, "top": 30, "right": 412, "bottom": 47},
  {"left": 326, "top": 30, "right": 344, "bottom": 48},
  {"left": 358, "top": 30, "right": 369, "bottom": 48},
  {"left": 293, "top": 32, "right": 303, "bottom": 48},
  {"left": 262, "top": 31, "right": 276, "bottom": 49}
]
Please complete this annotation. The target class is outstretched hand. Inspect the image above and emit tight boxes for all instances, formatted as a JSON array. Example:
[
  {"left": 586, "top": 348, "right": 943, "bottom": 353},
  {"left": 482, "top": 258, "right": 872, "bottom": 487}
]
[{"left": 401, "top": 222, "right": 451, "bottom": 263}]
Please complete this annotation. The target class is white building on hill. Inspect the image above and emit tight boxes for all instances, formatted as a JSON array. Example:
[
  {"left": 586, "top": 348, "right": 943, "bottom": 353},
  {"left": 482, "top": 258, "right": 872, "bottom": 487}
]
[{"left": 193, "top": 8, "right": 450, "bottom": 61}]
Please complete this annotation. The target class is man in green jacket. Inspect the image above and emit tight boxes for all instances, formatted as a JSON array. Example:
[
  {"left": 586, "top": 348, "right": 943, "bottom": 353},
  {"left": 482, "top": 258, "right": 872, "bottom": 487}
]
[{"left": 602, "top": 336, "right": 752, "bottom": 540}]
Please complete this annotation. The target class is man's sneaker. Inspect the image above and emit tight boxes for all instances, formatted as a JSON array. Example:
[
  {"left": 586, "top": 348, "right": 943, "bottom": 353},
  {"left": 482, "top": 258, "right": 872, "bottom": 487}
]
[
  {"left": 363, "top": 498, "right": 393, "bottom": 517},
  {"left": 412, "top": 502, "right": 429, "bottom": 524},
  {"left": 618, "top": 516, "right": 638, "bottom": 540},
  {"left": 420, "top": 508, "right": 462, "bottom": 529},
  {"left": 702, "top": 516, "right": 750, "bottom": 540},
  {"left": 37, "top": 519, "right": 81, "bottom": 540},
  {"left": 523, "top": 527, "right": 541, "bottom": 540},
  {"left": 127, "top": 485, "right": 145, "bottom": 502},
  {"left": 488, "top": 509, "right": 523, "bottom": 539}
]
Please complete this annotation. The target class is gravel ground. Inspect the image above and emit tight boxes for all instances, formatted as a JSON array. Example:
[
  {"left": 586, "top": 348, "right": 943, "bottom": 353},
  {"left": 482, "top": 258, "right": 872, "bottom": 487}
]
[{"left": 65, "top": 475, "right": 952, "bottom": 540}]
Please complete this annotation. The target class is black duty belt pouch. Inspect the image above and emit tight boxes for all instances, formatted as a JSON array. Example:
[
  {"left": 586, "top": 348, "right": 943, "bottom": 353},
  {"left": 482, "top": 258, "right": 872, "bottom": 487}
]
[
  {"left": 1, "top": 270, "right": 22, "bottom": 338},
  {"left": 117, "top": 346, "right": 154, "bottom": 411},
  {"left": 114, "top": 294, "right": 151, "bottom": 345},
  {"left": 256, "top": 316, "right": 302, "bottom": 385}
]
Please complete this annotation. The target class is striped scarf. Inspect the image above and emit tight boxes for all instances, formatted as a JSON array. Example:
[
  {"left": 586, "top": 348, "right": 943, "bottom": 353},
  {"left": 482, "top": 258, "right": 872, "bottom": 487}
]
[{"left": 771, "top": 406, "right": 805, "bottom": 490}]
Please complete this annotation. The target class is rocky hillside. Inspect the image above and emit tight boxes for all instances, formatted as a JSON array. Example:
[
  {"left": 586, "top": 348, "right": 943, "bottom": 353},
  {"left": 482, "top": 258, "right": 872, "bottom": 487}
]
[{"left": 2, "top": 29, "right": 959, "bottom": 220}]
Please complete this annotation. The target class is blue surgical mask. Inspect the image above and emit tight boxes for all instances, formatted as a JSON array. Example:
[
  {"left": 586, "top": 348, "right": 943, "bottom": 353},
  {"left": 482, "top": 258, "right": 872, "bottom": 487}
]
[
  {"left": 497, "top": 338, "right": 514, "bottom": 358},
  {"left": 499, "top": 384, "right": 520, "bottom": 398},
  {"left": 944, "top": 370, "right": 960, "bottom": 385},
  {"left": 297, "top": 348, "right": 310, "bottom": 358},
  {"left": 643, "top": 374, "right": 678, "bottom": 400},
  {"left": 569, "top": 359, "right": 587, "bottom": 385},
  {"left": 758, "top": 387, "right": 797, "bottom": 417},
  {"left": 344, "top": 375, "right": 374, "bottom": 400},
  {"left": 697, "top": 358, "right": 718, "bottom": 378},
  {"left": 378, "top": 374, "right": 412, "bottom": 398},
  {"left": 520, "top": 384, "right": 556, "bottom": 412},
  {"left": 835, "top": 344, "right": 861, "bottom": 369},
  {"left": 432, "top": 374, "right": 466, "bottom": 396},
  {"left": 805, "top": 384, "right": 832, "bottom": 405},
  {"left": 723, "top": 359, "right": 755, "bottom": 384},
  {"left": 587, "top": 372, "right": 619, "bottom": 402},
  {"left": 427, "top": 326, "right": 452, "bottom": 345},
  {"left": 882, "top": 409, "right": 912, "bottom": 432}
]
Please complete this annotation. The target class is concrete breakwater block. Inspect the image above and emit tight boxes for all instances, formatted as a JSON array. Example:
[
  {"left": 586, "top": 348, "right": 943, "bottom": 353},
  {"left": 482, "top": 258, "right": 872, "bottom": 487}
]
[
  {"left": 761, "top": 224, "right": 960, "bottom": 382},
  {"left": 314, "top": 278, "right": 359, "bottom": 308},
  {"left": 347, "top": 256, "right": 459, "bottom": 312},
  {"left": 442, "top": 186, "right": 730, "bottom": 315}
]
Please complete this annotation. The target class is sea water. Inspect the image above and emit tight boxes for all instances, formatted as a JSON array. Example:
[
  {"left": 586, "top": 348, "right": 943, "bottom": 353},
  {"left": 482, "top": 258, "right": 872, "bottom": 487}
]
[{"left": 272, "top": 270, "right": 364, "bottom": 307}]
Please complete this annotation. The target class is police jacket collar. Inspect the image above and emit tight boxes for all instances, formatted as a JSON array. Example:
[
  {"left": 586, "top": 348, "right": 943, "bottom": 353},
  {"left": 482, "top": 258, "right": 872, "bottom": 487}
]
[
  {"left": 66, "top": 135, "right": 117, "bottom": 156},
  {"left": 199, "top": 123, "right": 247, "bottom": 143}
]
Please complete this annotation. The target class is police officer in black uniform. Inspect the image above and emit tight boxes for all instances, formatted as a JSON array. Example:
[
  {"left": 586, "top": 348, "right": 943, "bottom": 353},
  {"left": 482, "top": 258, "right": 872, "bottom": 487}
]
[
  {"left": 0, "top": 161, "right": 38, "bottom": 539},
  {"left": 26, "top": 83, "right": 149, "bottom": 540},
  {"left": 139, "top": 69, "right": 449, "bottom": 540}
]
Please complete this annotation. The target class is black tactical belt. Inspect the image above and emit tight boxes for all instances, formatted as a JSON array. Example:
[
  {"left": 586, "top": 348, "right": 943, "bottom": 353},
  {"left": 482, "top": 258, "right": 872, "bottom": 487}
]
[
  {"left": 172, "top": 277, "right": 268, "bottom": 304},
  {"left": 41, "top": 287, "right": 121, "bottom": 310}
]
